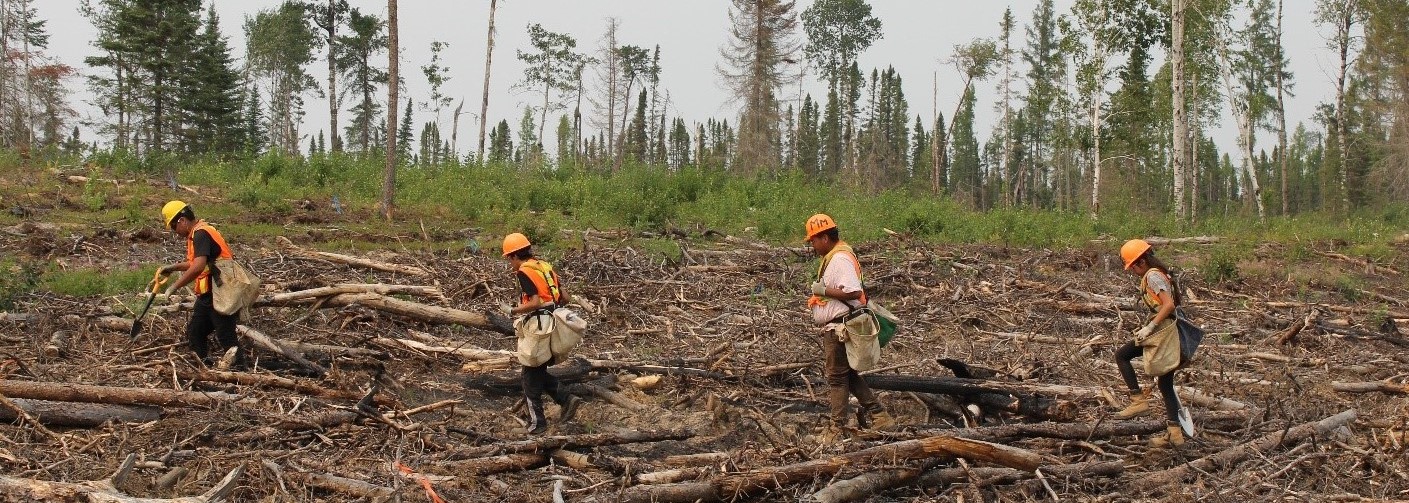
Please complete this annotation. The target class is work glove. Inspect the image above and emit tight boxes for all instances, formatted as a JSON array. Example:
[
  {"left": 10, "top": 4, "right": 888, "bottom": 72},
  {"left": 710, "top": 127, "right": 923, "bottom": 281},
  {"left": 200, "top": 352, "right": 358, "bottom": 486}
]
[
  {"left": 1132, "top": 321, "right": 1157, "bottom": 341},
  {"left": 499, "top": 303, "right": 515, "bottom": 317},
  {"left": 810, "top": 281, "right": 827, "bottom": 297},
  {"left": 147, "top": 269, "right": 169, "bottom": 293}
]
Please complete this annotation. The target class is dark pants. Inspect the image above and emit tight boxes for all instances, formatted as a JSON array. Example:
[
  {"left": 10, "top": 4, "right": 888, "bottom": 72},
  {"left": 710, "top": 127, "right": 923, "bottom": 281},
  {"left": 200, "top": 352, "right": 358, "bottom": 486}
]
[
  {"left": 821, "top": 329, "right": 881, "bottom": 427},
  {"left": 188, "top": 297, "right": 240, "bottom": 363},
  {"left": 522, "top": 362, "right": 569, "bottom": 428},
  {"left": 1116, "top": 342, "right": 1180, "bottom": 422}
]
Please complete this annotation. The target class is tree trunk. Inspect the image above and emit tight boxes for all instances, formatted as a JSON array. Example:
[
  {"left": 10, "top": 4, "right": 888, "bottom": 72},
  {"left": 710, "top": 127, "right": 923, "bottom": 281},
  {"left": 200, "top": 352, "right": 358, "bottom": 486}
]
[
  {"left": 379, "top": 0, "right": 399, "bottom": 221},
  {"left": 1275, "top": 0, "right": 1288, "bottom": 214},
  {"left": 1171, "top": 0, "right": 1188, "bottom": 222},
  {"left": 477, "top": 0, "right": 497, "bottom": 162},
  {"left": 327, "top": 0, "right": 340, "bottom": 153},
  {"left": 438, "top": 428, "right": 693, "bottom": 461},
  {"left": 0, "top": 398, "right": 161, "bottom": 427},
  {"left": 1333, "top": 3, "right": 1353, "bottom": 213},
  {"left": 0, "top": 380, "right": 245, "bottom": 408},
  {"left": 1214, "top": 22, "right": 1265, "bottom": 221},
  {"left": 1089, "top": 35, "right": 1104, "bottom": 218}
]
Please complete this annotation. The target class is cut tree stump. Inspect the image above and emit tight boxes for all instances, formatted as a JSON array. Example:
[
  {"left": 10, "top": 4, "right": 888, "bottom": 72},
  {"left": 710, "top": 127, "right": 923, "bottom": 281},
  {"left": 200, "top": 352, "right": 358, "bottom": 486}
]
[
  {"left": 0, "top": 398, "right": 161, "bottom": 427},
  {"left": 1131, "top": 409, "right": 1357, "bottom": 492}
]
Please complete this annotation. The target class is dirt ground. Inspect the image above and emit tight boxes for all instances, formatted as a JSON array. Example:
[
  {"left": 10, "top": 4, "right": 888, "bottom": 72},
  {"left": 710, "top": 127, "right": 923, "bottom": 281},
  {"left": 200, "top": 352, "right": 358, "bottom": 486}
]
[{"left": 1, "top": 179, "right": 1407, "bottom": 502}]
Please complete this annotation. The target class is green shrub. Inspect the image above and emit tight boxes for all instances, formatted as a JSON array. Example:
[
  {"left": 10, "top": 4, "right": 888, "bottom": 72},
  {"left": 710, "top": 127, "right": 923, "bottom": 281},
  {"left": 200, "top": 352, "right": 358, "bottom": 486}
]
[
  {"left": 1203, "top": 249, "right": 1240, "bottom": 283},
  {"left": 0, "top": 259, "right": 39, "bottom": 310}
]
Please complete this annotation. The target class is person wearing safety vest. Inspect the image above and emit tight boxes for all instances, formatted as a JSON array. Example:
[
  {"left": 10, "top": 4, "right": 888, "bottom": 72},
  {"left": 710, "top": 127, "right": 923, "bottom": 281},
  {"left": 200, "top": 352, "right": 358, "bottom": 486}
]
[
  {"left": 502, "top": 233, "right": 582, "bottom": 435},
  {"left": 804, "top": 214, "right": 896, "bottom": 443},
  {"left": 1113, "top": 239, "right": 1187, "bottom": 447},
  {"left": 156, "top": 201, "right": 246, "bottom": 367}
]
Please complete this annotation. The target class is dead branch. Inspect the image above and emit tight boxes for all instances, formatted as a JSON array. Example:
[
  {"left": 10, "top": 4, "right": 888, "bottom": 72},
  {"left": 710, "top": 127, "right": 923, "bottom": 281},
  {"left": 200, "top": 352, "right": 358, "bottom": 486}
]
[
  {"left": 615, "top": 436, "right": 1040, "bottom": 502},
  {"left": 0, "top": 459, "right": 242, "bottom": 502},
  {"left": 1131, "top": 409, "right": 1357, "bottom": 492}
]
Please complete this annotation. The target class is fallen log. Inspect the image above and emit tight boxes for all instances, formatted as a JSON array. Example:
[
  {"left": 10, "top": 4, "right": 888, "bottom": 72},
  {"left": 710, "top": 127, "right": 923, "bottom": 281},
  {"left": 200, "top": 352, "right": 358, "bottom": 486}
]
[
  {"left": 1313, "top": 250, "right": 1401, "bottom": 275},
  {"left": 463, "top": 358, "right": 594, "bottom": 396},
  {"left": 325, "top": 293, "right": 500, "bottom": 332},
  {"left": 260, "top": 283, "right": 445, "bottom": 304},
  {"left": 900, "top": 410, "right": 1249, "bottom": 442},
  {"left": 437, "top": 453, "right": 548, "bottom": 476},
  {"left": 852, "top": 374, "right": 1075, "bottom": 421},
  {"left": 285, "top": 469, "right": 394, "bottom": 500},
  {"left": 614, "top": 436, "right": 1039, "bottom": 503},
  {"left": 170, "top": 368, "right": 391, "bottom": 405},
  {"left": 0, "top": 398, "right": 161, "bottom": 427},
  {"left": 0, "top": 380, "right": 246, "bottom": 408},
  {"left": 912, "top": 460, "right": 1124, "bottom": 494},
  {"left": 277, "top": 236, "right": 429, "bottom": 276},
  {"left": 1264, "top": 301, "right": 1409, "bottom": 322},
  {"left": 1131, "top": 409, "right": 1357, "bottom": 492},
  {"left": 1331, "top": 381, "right": 1409, "bottom": 395},
  {"left": 374, "top": 337, "right": 513, "bottom": 361},
  {"left": 236, "top": 325, "right": 328, "bottom": 376},
  {"left": 438, "top": 428, "right": 693, "bottom": 460}
]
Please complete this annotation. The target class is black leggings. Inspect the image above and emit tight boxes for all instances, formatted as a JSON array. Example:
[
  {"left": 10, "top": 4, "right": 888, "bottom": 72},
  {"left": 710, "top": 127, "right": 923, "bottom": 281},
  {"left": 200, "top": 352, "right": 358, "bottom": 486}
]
[{"left": 1116, "top": 342, "right": 1181, "bottom": 422}]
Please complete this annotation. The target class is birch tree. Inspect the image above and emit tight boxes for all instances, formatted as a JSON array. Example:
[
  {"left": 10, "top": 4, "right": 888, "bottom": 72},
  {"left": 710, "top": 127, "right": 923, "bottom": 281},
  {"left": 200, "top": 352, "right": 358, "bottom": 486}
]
[{"left": 1315, "top": 0, "right": 1365, "bottom": 213}]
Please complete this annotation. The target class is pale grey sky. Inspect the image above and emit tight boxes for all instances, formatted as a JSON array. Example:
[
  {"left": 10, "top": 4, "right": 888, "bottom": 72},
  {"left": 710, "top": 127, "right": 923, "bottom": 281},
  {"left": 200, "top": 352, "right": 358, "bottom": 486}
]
[{"left": 37, "top": 0, "right": 1341, "bottom": 157}]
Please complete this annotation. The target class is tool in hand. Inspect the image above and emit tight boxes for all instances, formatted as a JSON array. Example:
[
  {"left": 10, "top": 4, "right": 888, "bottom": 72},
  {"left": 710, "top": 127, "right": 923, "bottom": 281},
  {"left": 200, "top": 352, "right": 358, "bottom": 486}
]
[{"left": 130, "top": 268, "right": 169, "bottom": 339}]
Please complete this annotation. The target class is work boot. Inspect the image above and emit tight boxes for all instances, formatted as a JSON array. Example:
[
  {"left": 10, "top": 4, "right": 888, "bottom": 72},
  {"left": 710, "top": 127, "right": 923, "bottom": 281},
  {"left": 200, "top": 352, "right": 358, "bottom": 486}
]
[
  {"left": 857, "top": 405, "right": 897, "bottom": 430},
  {"left": 1115, "top": 388, "right": 1152, "bottom": 419},
  {"left": 813, "top": 422, "right": 847, "bottom": 446},
  {"left": 557, "top": 395, "right": 583, "bottom": 422},
  {"left": 1150, "top": 422, "right": 1185, "bottom": 448}
]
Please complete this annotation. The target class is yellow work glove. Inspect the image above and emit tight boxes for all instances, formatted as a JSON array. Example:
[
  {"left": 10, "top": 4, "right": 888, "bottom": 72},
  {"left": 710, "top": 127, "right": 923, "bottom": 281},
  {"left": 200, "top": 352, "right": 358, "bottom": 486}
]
[{"left": 147, "top": 268, "right": 170, "bottom": 294}]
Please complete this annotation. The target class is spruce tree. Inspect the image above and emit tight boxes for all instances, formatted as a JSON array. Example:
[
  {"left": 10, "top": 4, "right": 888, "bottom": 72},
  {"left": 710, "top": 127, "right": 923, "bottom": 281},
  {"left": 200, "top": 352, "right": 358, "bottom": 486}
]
[
  {"left": 181, "top": 6, "right": 243, "bottom": 155},
  {"left": 243, "top": 85, "right": 267, "bottom": 155},
  {"left": 397, "top": 96, "right": 414, "bottom": 164}
]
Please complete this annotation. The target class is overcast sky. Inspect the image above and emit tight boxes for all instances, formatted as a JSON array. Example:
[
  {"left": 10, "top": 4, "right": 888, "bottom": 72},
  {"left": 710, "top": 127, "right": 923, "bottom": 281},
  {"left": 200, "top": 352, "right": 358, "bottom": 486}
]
[{"left": 37, "top": 0, "right": 1343, "bottom": 157}]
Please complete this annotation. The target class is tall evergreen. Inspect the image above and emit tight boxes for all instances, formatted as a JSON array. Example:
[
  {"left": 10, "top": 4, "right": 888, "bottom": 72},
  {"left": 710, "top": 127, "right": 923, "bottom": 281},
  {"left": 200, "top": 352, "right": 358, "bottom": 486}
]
[
  {"left": 180, "top": 7, "right": 243, "bottom": 155},
  {"left": 242, "top": 85, "right": 267, "bottom": 154},
  {"left": 397, "top": 96, "right": 413, "bottom": 163},
  {"left": 950, "top": 87, "right": 980, "bottom": 206},
  {"left": 336, "top": 8, "right": 386, "bottom": 154},
  {"left": 796, "top": 94, "right": 820, "bottom": 173}
]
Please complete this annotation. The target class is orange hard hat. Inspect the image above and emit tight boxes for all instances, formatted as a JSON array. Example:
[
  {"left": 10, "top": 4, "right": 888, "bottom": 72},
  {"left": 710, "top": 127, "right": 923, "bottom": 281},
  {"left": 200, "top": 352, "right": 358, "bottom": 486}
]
[
  {"left": 1120, "top": 239, "right": 1152, "bottom": 270},
  {"left": 502, "top": 233, "right": 531, "bottom": 256},
  {"left": 804, "top": 213, "right": 837, "bottom": 241}
]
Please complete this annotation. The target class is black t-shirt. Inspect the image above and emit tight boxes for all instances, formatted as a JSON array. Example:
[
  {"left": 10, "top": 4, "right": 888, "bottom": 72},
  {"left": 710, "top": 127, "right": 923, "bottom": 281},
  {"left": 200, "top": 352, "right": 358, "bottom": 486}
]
[
  {"left": 192, "top": 229, "right": 224, "bottom": 302},
  {"left": 516, "top": 271, "right": 539, "bottom": 298}
]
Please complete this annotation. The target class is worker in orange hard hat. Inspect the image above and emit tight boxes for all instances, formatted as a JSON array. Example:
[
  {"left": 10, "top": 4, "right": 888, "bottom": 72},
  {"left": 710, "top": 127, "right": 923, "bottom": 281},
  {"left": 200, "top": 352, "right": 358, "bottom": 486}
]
[
  {"left": 804, "top": 214, "right": 896, "bottom": 445},
  {"left": 156, "top": 201, "right": 246, "bottom": 367},
  {"left": 501, "top": 233, "right": 583, "bottom": 434},
  {"left": 1113, "top": 239, "right": 1199, "bottom": 448}
]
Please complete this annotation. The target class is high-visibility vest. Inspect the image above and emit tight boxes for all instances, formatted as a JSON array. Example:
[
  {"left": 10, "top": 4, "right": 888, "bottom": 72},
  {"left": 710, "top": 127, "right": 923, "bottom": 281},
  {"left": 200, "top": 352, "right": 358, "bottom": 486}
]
[
  {"left": 808, "top": 242, "right": 867, "bottom": 309},
  {"left": 185, "top": 221, "right": 233, "bottom": 296},
  {"left": 518, "top": 259, "right": 563, "bottom": 305},
  {"left": 1139, "top": 268, "right": 1173, "bottom": 311}
]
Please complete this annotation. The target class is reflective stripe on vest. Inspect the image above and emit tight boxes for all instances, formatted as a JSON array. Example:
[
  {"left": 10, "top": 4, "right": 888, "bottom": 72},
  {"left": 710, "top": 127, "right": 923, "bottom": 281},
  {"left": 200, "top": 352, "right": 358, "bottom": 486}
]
[
  {"left": 186, "top": 221, "right": 233, "bottom": 296},
  {"left": 1139, "top": 268, "right": 1172, "bottom": 312},
  {"left": 518, "top": 259, "right": 562, "bottom": 305},
  {"left": 807, "top": 242, "right": 867, "bottom": 308}
]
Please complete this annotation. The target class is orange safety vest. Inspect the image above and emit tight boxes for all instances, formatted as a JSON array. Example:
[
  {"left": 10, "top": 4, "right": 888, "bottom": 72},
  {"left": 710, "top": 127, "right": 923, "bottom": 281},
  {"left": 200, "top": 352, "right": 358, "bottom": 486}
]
[
  {"left": 518, "top": 259, "right": 563, "bottom": 305},
  {"left": 1139, "top": 268, "right": 1173, "bottom": 312},
  {"left": 808, "top": 242, "right": 867, "bottom": 309},
  {"left": 185, "top": 221, "right": 233, "bottom": 296}
]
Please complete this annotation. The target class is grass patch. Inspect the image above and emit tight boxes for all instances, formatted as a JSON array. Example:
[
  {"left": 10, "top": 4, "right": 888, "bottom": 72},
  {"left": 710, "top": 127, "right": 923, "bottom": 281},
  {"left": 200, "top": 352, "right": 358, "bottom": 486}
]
[{"left": 41, "top": 266, "right": 154, "bottom": 298}]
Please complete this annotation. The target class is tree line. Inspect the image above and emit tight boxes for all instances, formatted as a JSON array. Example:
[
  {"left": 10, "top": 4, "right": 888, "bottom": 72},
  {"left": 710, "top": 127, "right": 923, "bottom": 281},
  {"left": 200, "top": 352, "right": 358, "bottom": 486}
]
[{"left": 1, "top": 0, "right": 1406, "bottom": 220}]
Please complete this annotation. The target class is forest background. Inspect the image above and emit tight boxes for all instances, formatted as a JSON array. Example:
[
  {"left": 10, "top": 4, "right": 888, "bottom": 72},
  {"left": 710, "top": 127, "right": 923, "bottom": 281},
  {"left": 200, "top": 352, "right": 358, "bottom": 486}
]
[{"left": 1, "top": 0, "right": 1407, "bottom": 248}]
